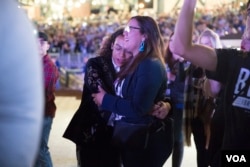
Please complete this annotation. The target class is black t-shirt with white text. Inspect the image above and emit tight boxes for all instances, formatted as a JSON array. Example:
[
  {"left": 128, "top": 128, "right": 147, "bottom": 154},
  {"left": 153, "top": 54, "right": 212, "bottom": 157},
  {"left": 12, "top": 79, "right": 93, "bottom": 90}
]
[{"left": 206, "top": 49, "right": 250, "bottom": 150}]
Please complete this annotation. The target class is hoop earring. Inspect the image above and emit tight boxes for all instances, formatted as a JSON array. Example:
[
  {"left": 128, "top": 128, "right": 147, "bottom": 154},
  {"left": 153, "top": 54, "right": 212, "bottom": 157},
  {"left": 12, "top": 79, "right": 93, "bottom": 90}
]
[{"left": 139, "top": 41, "right": 145, "bottom": 52}]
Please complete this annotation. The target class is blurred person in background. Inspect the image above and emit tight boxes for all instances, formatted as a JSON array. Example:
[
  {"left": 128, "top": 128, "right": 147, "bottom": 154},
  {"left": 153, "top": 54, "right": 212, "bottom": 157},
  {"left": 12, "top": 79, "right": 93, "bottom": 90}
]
[
  {"left": 34, "top": 32, "right": 59, "bottom": 167},
  {"left": 165, "top": 33, "right": 188, "bottom": 167},
  {"left": 0, "top": 1, "right": 44, "bottom": 167},
  {"left": 197, "top": 28, "right": 223, "bottom": 167}
]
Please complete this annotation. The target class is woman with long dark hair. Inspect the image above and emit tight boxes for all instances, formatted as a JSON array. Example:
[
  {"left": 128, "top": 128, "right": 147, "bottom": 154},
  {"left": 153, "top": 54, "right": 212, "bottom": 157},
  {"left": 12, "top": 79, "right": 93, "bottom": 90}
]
[{"left": 93, "top": 16, "right": 174, "bottom": 167}]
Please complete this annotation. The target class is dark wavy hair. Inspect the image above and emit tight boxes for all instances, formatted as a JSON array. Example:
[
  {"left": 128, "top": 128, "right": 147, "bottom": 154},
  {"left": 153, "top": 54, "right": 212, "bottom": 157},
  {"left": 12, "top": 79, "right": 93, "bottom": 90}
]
[
  {"left": 98, "top": 27, "right": 124, "bottom": 57},
  {"left": 117, "top": 16, "right": 166, "bottom": 82}
]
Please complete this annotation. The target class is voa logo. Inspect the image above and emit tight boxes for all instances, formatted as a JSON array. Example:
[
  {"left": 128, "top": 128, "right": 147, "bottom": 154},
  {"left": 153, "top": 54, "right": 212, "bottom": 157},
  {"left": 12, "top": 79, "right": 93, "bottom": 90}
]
[{"left": 226, "top": 155, "right": 247, "bottom": 163}]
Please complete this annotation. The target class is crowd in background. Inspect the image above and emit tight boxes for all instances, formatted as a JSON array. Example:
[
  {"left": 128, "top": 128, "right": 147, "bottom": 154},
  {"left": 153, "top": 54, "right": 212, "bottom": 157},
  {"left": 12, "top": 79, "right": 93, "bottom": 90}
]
[
  {"left": 36, "top": 2, "right": 247, "bottom": 90},
  {"left": 37, "top": 3, "right": 246, "bottom": 56}
]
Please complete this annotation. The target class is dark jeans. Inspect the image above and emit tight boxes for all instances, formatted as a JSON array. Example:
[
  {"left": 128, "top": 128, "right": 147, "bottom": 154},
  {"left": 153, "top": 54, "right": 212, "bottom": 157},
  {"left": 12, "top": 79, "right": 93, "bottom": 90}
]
[
  {"left": 191, "top": 117, "right": 209, "bottom": 167},
  {"left": 208, "top": 110, "right": 224, "bottom": 167},
  {"left": 172, "top": 107, "right": 184, "bottom": 167},
  {"left": 77, "top": 143, "right": 121, "bottom": 167},
  {"left": 34, "top": 116, "right": 53, "bottom": 167},
  {"left": 121, "top": 118, "right": 174, "bottom": 167}
]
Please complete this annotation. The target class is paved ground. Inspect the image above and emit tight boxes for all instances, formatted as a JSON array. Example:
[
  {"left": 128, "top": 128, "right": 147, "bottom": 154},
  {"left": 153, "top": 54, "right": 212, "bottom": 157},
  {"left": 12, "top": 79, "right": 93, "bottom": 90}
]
[{"left": 49, "top": 96, "right": 197, "bottom": 167}]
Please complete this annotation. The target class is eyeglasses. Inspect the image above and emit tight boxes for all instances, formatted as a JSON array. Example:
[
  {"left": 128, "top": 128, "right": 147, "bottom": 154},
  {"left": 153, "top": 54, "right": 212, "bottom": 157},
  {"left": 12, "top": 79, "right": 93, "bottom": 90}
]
[{"left": 124, "top": 25, "right": 141, "bottom": 33}]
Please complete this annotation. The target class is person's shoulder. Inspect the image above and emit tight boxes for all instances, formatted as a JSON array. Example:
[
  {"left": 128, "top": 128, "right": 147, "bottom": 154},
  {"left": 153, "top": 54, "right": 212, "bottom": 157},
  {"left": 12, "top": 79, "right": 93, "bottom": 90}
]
[
  {"left": 141, "top": 57, "right": 164, "bottom": 67},
  {"left": 140, "top": 57, "right": 161, "bottom": 64},
  {"left": 86, "top": 55, "right": 112, "bottom": 71},
  {"left": 44, "top": 55, "right": 55, "bottom": 64},
  {"left": 138, "top": 58, "right": 165, "bottom": 72},
  {"left": 44, "top": 55, "right": 58, "bottom": 72},
  {"left": 216, "top": 48, "right": 243, "bottom": 57},
  {"left": 87, "top": 55, "right": 110, "bottom": 64},
  {"left": 216, "top": 48, "right": 250, "bottom": 62}
]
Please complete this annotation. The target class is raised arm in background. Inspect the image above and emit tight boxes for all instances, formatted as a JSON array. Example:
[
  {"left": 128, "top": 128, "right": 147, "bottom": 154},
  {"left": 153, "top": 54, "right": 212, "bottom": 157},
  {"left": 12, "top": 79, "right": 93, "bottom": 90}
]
[{"left": 172, "top": 0, "right": 217, "bottom": 71}]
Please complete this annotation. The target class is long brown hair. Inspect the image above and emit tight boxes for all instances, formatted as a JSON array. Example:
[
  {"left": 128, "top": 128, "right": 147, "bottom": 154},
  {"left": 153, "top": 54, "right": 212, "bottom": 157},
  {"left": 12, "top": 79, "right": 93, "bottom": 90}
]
[
  {"left": 117, "top": 16, "right": 166, "bottom": 82},
  {"left": 165, "top": 32, "right": 176, "bottom": 71}
]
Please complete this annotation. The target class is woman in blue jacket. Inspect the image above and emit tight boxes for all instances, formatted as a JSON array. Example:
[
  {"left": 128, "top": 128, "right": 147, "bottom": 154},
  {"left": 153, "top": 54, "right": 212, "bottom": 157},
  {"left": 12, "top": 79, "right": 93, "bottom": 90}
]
[{"left": 93, "top": 16, "right": 173, "bottom": 167}]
